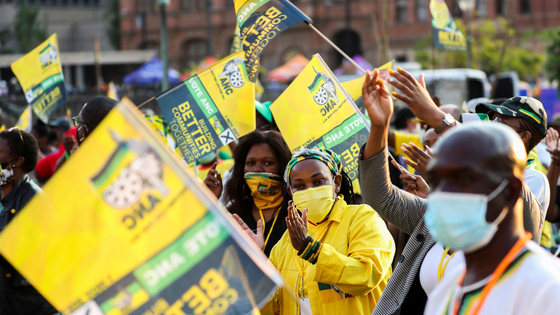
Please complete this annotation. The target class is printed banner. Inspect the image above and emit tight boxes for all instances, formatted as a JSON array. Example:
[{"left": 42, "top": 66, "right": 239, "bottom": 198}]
[
  {"left": 340, "top": 60, "right": 394, "bottom": 112},
  {"left": 156, "top": 51, "right": 255, "bottom": 164},
  {"left": 11, "top": 33, "right": 68, "bottom": 123},
  {"left": 231, "top": 23, "right": 265, "bottom": 99},
  {"left": 430, "top": 0, "right": 466, "bottom": 52},
  {"left": 0, "top": 100, "right": 280, "bottom": 314},
  {"left": 234, "top": 0, "right": 311, "bottom": 82},
  {"left": 15, "top": 105, "right": 32, "bottom": 132},
  {"left": 270, "top": 54, "right": 368, "bottom": 192}
]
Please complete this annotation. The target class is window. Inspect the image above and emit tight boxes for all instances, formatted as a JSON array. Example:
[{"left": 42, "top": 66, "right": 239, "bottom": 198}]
[
  {"left": 226, "top": 0, "right": 234, "bottom": 8},
  {"left": 396, "top": 0, "right": 407, "bottom": 23},
  {"left": 477, "top": 0, "right": 487, "bottom": 17},
  {"left": 495, "top": 0, "right": 505, "bottom": 16},
  {"left": 181, "top": 0, "right": 193, "bottom": 11},
  {"left": 520, "top": 0, "right": 530, "bottom": 14},
  {"left": 182, "top": 0, "right": 206, "bottom": 11},
  {"left": 396, "top": 55, "right": 407, "bottom": 62},
  {"left": 184, "top": 40, "right": 207, "bottom": 67},
  {"left": 416, "top": 0, "right": 427, "bottom": 22}
]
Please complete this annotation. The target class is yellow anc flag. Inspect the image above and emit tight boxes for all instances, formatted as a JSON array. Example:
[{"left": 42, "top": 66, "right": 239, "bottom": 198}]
[
  {"left": 11, "top": 33, "right": 68, "bottom": 123},
  {"left": 156, "top": 51, "right": 255, "bottom": 164},
  {"left": 430, "top": 0, "right": 466, "bottom": 52},
  {"left": 234, "top": 0, "right": 311, "bottom": 82},
  {"left": 107, "top": 81, "right": 120, "bottom": 101},
  {"left": 270, "top": 54, "right": 369, "bottom": 194},
  {"left": 0, "top": 100, "right": 281, "bottom": 314},
  {"left": 340, "top": 60, "right": 394, "bottom": 102},
  {"left": 15, "top": 105, "right": 32, "bottom": 132}
]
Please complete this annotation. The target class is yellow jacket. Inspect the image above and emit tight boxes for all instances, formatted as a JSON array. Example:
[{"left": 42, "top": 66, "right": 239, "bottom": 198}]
[{"left": 264, "top": 197, "right": 395, "bottom": 315}]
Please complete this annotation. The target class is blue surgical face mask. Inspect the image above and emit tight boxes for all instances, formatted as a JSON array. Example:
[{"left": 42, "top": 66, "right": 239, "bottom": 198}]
[{"left": 425, "top": 179, "right": 509, "bottom": 253}]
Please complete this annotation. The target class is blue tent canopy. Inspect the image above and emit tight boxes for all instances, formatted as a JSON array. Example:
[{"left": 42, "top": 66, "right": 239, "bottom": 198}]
[{"left": 123, "top": 56, "right": 181, "bottom": 86}]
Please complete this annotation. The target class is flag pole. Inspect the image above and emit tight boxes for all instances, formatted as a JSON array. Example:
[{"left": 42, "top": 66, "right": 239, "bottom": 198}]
[
  {"left": 305, "top": 22, "right": 367, "bottom": 74},
  {"left": 137, "top": 97, "right": 155, "bottom": 109},
  {"left": 137, "top": 79, "right": 185, "bottom": 109}
]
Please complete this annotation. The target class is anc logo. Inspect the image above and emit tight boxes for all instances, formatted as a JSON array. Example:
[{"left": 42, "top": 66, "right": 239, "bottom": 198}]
[
  {"left": 39, "top": 42, "right": 58, "bottom": 69},
  {"left": 91, "top": 130, "right": 169, "bottom": 209},
  {"left": 218, "top": 58, "right": 246, "bottom": 88},
  {"left": 308, "top": 66, "right": 339, "bottom": 105}
]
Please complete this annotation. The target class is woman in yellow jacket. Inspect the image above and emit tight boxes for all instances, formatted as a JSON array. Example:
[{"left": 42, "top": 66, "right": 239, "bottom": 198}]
[{"left": 234, "top": 148, "right": 395, "bottom": 315}]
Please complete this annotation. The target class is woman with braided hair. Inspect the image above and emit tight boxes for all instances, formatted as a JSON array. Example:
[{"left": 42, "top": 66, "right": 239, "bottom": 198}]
[{"left": 233, "top": 148, "right": 395, "bottom": 315}]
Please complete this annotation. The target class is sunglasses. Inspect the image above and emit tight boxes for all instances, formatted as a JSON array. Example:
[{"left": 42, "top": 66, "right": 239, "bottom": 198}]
[
  {"left": 72, "top": 116, "right": 87, "bottom": 128},
  {"left": 493, "top": 117, "right": 529, "bottom": 132},
  {"left": 8, "top": 127, "right": 24, "bottom": 144}
]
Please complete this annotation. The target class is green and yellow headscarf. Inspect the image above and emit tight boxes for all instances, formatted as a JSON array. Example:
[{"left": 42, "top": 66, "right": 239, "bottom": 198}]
[{"left": 284, "top": 148, "right": 342, "bottom": 187}]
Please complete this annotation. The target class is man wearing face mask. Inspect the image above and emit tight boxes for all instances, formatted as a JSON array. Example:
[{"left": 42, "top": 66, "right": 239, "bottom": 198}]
[
  {"left": 476, "top": 97, "right": 553, "bottom": 250},
  {"left": 0, "top": 128, "right": 58, "bottom": 314},
  {"left": 424, "top": 122, "right": 560, "bottom": 314},
  {"left": 53, "top": 96, "right": 117, "bottom": 173},
  {"left": 359, "top": 68, "right": 544, "bottom": 315}
]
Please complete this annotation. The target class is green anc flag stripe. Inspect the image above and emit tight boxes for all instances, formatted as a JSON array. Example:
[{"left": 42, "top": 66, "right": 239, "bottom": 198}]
[
  {"left": 39, "top": 44, "right": 54, "bottom": 56},
  {"left": 308, "top": 75, "right": 324, "bottom": 94},
  {"left": 237, "top": 0, "right": 270, "bottom": 24},
  {"left": 519, "top": 108, "right": 541, "bottom": 124},
  {"left": 92, "top": 146, "right": 131, "bottom": 188}
]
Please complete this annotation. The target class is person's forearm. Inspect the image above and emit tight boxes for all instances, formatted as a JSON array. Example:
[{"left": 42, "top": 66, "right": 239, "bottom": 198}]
[
  {"left": 363, "top": 124, "right": 389, "bottom": 160},
  {"left": 546, "top": 166, "right": 560, "bottom": 222}
]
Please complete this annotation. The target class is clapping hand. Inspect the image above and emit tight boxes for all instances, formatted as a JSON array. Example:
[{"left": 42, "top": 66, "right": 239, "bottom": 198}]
[{"left": 286, "top": 201, "right": 308, "bottom": 251}]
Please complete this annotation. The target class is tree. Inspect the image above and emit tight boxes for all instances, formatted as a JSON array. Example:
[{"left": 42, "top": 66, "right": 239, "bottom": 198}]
[
  {"left": 414, "top": 18, "right": 544, "bottom": 80},
  {"left": 105, "top": 0, "right": 121, "bottom": 50},
  {"left": 14, "top": 4, "right": 48, "bottom": 53},
  {"left": 545, "top": 29, "right": 560, "bottom": 92}
]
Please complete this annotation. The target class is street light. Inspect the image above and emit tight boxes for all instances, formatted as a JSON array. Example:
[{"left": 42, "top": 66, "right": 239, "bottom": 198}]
[{"left": 458, "top": 0, "right": 475, "bottom": 69}]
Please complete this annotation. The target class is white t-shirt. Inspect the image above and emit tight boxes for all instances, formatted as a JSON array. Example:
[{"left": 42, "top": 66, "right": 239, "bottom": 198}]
[
  {"left": 424, "top": 241, "right": 560, "bottom": 315},
  {"left": 536, "top": 142, "right": 551, "bottom": 169},
  {"left": 420, "top": 242, "right": 465, "bottom": 296},
  {"left": 524, "top": 166, "right": 549, "bottom": 215}
]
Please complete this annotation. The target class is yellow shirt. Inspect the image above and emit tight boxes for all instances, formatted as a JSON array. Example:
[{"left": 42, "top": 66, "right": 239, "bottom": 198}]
[
  {"left": 263, "top": 197, "right": 395, "bottom": 315},
  {"left": 528, "top": 148, "right": 553, "bottom": 248}
]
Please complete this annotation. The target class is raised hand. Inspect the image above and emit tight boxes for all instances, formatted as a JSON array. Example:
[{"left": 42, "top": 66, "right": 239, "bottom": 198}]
[
  {"left": 362, "top": 68, "right": 393, "bottom": 128},
  {"left": 401, "top": 142, "right": 433, "bottom": 179},
  {"left": 203, "top": 162, "right": 223, "bottom": 199},
  {"left": 546, "top": 128, "right": 559, "bottom": 151},
  {"left": 388, "top": 68, "right": 452, "bottom": 132},
  {"left": 232, "top": 213, "right": 264, "bottom": 250},
  {"left": 286, "top": 201, "right": 308, "bottom": 251}
]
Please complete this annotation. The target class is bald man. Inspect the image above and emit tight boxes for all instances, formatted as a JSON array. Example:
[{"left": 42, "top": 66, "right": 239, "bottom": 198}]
[
  {"left": 359, "top": 68, "right": 544, "bottom": 315},
  {"left": 424, "top": 123, "right": 560, "bottom": 314},
  {"left": 54, "top": 96, "right": 117, "bottom": 172},
  {"left": 439, "top": 104, "right": 463, "bottom": 121}
]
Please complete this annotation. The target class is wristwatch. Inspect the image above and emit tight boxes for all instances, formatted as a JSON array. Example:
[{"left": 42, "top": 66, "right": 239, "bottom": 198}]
[{"left": 434, "top": 113, "right": 455, "bottom": 134}]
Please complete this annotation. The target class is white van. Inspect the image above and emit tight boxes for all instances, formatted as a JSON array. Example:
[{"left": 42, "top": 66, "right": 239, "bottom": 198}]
[{"left": 402, "top": 68, "right": 489, "bottom": 106}]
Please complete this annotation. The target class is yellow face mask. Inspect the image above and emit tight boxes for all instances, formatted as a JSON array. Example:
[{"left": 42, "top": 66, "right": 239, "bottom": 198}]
[
  {"left": 292, "top": 184, "right": 336, "bottom": 224},
  {"left": 244, "top": 172, "right": 284, "bottom": 211}
]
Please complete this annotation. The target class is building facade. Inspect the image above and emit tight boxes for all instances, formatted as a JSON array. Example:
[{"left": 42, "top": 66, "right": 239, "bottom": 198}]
[{"left": 120, "top": 0, "right": 560, "bottom": 74}]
